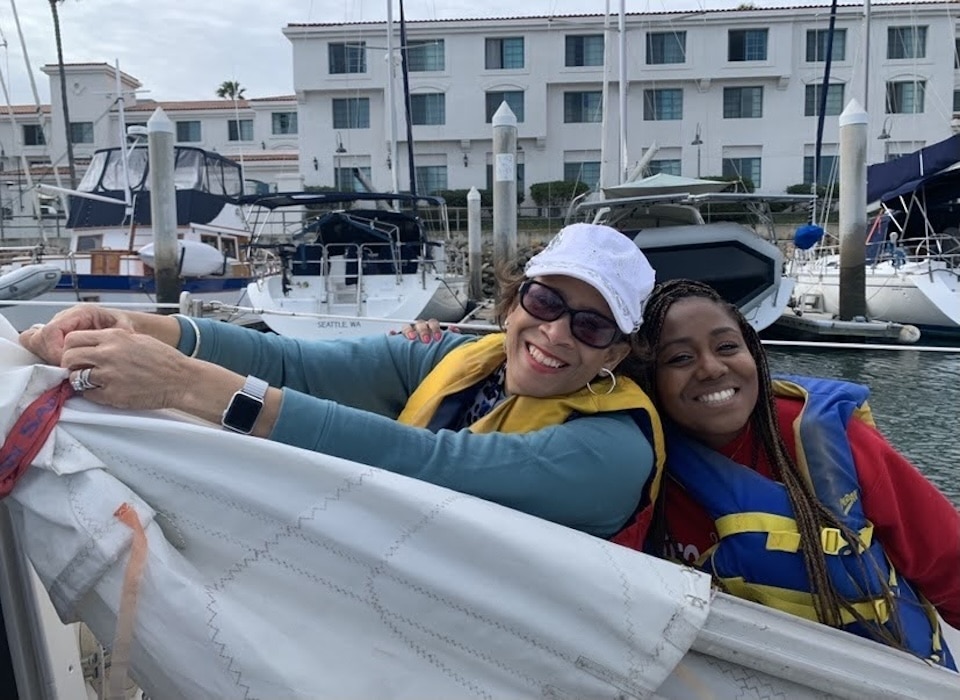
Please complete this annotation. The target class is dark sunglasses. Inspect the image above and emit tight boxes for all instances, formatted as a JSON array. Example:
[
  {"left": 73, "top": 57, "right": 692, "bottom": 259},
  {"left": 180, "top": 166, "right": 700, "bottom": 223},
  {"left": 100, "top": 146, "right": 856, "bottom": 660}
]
[{"left": 518, "top": 280, "right": 623, "bottom": 349}]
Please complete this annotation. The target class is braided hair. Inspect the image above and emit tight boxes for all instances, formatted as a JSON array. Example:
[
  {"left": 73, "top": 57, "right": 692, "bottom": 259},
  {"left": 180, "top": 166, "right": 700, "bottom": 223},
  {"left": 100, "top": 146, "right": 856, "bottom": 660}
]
[{"left": 638, "top": 279, "right": 905, "bottom": 649}]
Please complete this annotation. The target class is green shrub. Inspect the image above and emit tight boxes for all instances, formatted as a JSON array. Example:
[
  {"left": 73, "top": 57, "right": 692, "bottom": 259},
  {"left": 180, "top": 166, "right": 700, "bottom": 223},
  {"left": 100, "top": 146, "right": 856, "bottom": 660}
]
[{"left": 528, "top": 180, "right": 592, "bottom": 207}]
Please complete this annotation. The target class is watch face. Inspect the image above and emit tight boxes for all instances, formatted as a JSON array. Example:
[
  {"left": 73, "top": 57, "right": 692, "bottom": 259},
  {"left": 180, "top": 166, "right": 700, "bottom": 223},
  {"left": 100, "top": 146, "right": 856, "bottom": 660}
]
[{"left": 223, "top": 392, "right": 263, "bottom": 434}]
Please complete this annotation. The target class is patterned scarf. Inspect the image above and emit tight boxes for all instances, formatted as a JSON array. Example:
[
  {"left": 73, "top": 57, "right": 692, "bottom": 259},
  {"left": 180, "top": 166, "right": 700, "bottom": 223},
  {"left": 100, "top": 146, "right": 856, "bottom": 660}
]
[{"left": 457, "top": 363, "right": 509, "bottom": 429}]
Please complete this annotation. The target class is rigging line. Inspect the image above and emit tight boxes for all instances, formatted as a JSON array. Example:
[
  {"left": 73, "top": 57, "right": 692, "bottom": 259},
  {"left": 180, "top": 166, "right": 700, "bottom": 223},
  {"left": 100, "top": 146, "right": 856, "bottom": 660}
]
[{"left": 7, "top": 0, "right": 66, "bottom": 205}]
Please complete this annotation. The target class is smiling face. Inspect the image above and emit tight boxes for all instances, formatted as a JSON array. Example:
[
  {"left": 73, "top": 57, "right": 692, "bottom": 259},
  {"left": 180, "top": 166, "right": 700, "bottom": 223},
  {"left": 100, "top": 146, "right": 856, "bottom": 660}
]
[
  {"left": 503, "top": 275, "right": 630, "bottom": 398},
  {"left": 654, "top": 297, "right": 760, "bottom": 448}
]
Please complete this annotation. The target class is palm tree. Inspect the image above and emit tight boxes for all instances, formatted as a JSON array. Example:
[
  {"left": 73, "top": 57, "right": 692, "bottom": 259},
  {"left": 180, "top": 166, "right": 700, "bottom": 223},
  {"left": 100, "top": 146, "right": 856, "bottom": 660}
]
[
  {"left": 215, "top": 81, "right": 246, "bottom": 100},
  {"left": 49, "top": 0, "right": 77, "bottom": 188}
]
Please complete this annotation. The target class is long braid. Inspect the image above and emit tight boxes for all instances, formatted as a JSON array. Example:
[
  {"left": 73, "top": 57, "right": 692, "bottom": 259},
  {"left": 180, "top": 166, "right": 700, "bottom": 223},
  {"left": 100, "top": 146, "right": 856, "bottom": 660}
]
[{"left": 636, "top": 280, "right": 906, "bottom": 650}]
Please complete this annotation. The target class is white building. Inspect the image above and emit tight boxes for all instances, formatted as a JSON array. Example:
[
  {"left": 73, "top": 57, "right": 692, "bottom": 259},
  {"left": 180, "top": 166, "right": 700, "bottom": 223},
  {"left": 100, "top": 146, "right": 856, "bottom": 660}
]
[
  {"left": 0, "top": 1, "right": 956, "bottom": 239},
  {"left": 0, "top": 63, "right": 301, "bottom": 238},
  {"left": 286, "top": 1, "right": 959, "bottom": 197}
]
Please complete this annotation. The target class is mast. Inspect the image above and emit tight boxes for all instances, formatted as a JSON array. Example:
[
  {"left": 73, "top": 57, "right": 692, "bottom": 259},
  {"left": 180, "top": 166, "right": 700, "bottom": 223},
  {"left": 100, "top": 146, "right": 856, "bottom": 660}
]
[
  {"left": 862, "top": 0, "right": 871, "bottom": 111},
  {"left": 598, "top": 0, "right": 613, "bottom": 191},
  {"left": 813, "top": 0, "right": 840, "bottom": 223},
  {"left": 398, "top": 0, "right": 417, "bottom": 198},
  {"left": 385, "top": 1, "right": 400, "bottom": 194},
  {"left": 114, "top": 60, "right": 134, "bottom": 220},
  {"left": 618, "top": 0, "right": 628, "bottom": 184}
]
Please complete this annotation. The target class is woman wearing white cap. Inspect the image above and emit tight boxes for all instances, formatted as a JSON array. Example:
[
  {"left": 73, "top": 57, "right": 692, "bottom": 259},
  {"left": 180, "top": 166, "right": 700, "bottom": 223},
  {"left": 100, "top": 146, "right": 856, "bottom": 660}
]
[{"left": 20, "top": 223, "right": 663, "bottom": 539}]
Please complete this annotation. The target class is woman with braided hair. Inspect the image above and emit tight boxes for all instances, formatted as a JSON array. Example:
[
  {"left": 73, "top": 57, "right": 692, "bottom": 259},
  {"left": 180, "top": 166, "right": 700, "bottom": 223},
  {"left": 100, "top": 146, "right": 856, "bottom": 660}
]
[{"left": 640, "top": 278, "right": 959, "bottom": 669}]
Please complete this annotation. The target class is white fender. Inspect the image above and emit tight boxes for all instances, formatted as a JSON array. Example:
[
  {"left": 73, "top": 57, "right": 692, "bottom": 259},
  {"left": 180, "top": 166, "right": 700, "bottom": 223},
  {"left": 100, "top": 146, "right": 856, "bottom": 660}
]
[{"left": 137, "top": 240, "right": 226, "bottom": 276}]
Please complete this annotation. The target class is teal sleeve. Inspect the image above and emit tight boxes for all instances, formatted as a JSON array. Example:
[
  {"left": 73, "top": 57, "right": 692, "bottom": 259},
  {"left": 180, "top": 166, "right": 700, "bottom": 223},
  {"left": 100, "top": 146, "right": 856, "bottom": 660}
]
[
  {"left": 175, "top": 320, "right": 654, "bottom": 537},
  {"left": 180, "top": 318, "right": 473, "bottom": 416},
  {"left": 272, "top": 392, "right": 653, "bottom": 538}
]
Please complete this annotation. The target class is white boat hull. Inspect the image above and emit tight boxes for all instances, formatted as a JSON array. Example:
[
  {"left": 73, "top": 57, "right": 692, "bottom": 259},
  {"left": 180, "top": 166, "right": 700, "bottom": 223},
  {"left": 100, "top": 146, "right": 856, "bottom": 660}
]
[
  {"left": 246, "top": 272, "right": 470, "bottom": 339},
  {"left": 792, "top": 256, "right": 960, "bottom": 332},
  {"left": 2, "top": 317, "right": 958, "bottom": 700}
]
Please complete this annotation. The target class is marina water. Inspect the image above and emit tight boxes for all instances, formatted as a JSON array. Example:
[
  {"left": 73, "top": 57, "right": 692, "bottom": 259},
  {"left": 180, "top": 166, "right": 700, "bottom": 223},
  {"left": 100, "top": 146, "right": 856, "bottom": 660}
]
[{"left": 767, "top": 346, "right": 960, "bottom": 508}]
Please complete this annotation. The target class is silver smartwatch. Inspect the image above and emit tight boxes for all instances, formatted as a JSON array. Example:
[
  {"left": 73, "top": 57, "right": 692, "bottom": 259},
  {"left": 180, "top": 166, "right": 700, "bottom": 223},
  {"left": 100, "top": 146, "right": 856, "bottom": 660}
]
[{"left": 221, "top": 375, "right": 269, "bottom": 434}]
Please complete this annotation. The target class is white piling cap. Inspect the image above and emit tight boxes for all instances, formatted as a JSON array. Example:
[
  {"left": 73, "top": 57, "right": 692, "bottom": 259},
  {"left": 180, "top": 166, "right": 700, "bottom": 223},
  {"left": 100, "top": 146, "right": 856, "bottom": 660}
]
[
  {"left": 147, "top": 107, "right": 174, "bottom": 134},
  {"left": 839, "top": 99, "right": 868, "bottom": 127},
  {"left": 467, "top": 186, "right": 481, "bottom": 201},
  {"left": 492, "top": 102, "right": 517, "bottom": 127}
]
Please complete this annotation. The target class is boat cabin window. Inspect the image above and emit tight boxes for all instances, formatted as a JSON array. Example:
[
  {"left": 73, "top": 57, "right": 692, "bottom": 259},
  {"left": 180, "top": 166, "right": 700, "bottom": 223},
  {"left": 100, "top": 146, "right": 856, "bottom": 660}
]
[
  {"left": 76, "top": 235, "right": 103, "bottom": 252},
  {"left": 79, "top": 149, "right": 149, "bottom": 193},
  {"left": 221, "top": 237, "right": 239, "bottom": 260}
]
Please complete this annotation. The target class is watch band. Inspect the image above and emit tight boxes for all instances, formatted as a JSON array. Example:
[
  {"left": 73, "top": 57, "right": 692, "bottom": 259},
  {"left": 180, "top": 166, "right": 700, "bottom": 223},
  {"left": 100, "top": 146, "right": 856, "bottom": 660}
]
[
  {"left": 241, "top": 375, "right": 269, "bottom": 400},
  {"left": 221, "top": 375, "right": 269, "bottom": 434}
]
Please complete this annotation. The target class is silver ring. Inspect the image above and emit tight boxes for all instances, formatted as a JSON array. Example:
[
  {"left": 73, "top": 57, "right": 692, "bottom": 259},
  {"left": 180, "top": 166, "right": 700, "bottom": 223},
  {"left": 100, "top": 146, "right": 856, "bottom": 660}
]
[{"left": 71, "top": 367, "right": 100, "bottom": 392}]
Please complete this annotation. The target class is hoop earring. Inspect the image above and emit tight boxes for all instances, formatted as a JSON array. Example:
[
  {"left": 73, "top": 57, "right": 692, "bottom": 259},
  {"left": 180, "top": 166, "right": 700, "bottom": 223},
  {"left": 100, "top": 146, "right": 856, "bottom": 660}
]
[{"left": 586, "top": 367, "right": 616, "bottom": 396}]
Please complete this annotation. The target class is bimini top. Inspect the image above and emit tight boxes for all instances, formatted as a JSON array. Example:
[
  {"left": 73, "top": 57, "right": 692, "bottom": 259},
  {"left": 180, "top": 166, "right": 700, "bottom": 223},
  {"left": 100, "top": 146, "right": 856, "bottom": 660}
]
[
  {"left": 66, "top": 146, "right": 244, "bottom": 229},
  {"left": 867, "top": 133, "right": 960, "bottom": 206}
]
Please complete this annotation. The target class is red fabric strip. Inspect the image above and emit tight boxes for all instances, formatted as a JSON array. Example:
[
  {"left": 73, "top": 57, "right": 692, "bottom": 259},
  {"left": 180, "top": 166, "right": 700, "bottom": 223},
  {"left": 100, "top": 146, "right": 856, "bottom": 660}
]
[{"left": 0, "top": 380, "right": 75, "bottom": 498}]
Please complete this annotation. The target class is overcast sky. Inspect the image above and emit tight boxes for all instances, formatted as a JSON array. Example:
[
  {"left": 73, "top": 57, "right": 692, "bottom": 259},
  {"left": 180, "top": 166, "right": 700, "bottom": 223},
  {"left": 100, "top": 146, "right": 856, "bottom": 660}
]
[{"left": 0, "top": 0, "right": 903, "bottom": 105}]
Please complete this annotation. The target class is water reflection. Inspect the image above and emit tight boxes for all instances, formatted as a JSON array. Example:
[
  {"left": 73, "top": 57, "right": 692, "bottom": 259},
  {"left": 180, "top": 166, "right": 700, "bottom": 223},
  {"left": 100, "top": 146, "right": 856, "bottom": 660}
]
[{"left": 768, "top": 347, "right": 960, "bottom": 508}]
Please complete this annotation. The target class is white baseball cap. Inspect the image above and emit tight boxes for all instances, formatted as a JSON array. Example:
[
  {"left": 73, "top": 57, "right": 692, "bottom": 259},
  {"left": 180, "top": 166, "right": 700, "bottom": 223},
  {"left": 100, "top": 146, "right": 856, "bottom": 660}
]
[{"left": 524, "top": 223, "right": 656, "bottom": 333}]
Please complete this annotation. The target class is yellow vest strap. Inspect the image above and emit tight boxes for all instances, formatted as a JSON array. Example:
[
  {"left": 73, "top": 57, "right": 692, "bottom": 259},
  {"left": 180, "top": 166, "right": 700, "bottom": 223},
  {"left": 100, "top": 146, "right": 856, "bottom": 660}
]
[
  {"left": 722, "top": 577, "right": 891, "bottom": 626},
  {"left": 714, "top": 513, "right": 874, "bottom": 555}
]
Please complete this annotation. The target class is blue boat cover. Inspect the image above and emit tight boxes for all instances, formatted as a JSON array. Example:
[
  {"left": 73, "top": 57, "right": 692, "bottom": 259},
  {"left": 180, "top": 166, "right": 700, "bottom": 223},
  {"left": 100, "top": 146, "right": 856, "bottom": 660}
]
[{"left": 867, "top": 134, "right": 960, "bottom": 205}]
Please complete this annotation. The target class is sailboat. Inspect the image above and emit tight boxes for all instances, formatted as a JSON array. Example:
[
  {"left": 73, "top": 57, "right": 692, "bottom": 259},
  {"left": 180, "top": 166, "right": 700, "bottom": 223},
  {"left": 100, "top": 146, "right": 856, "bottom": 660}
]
[
  {"left": 241, "top": 0, "right": 470, "bottom": 340},
  {"left": 787, "top": 0, "right": 960, "bottom": 340}
]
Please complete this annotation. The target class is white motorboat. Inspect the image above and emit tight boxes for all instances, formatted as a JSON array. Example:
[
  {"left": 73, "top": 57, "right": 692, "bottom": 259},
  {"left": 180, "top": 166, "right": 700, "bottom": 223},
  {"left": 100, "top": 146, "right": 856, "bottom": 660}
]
[
  {"left": 242, "top": 191, "right": 471, "bottom": 340},
  {"left": 571, "top": 182, "right": 813, "bottom": 331},
  {"left": 0, "top": 318, "right": 958, "bottom": 698},
  {"left": 0, "top": 145, "right": 257, "bottom": 331},
  {"left": 790, "top": 135, "right": 960, "bottom": 340}
]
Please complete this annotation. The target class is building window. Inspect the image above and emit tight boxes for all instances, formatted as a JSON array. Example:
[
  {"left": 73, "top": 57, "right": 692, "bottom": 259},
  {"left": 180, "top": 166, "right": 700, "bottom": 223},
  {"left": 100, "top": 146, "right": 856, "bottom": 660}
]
[
  {"left": 176, "top": 121, "right": 202, "bottom": 143},
  {"left": 887, "top": 26, "right": 927, "bottom": 59},
  {"left": 955, "top": 38, "right": 960, "bottom": 69},
  {"left": 643, "top": 88, "right": 683, "bottom": 120},
  {"left": 722, "top": 157, "right": 761, "bottom": 188},
  {"left": 410, "top": 93, "right": 446, "bottom": 125},
  {"left": 564, "top": 161, "right": 600, "bottom": 188},
  {"left": 728, "top": 29, "right": 768, "bottom": 61},
  {"left": 415, "top": 165, "right": 448, "bottom": 195},
  {"left": 954, "top": 89, "right": 960, "bottom": 112},
  {"left": 723, "top": 87, "right": 763, "bottom": 118},
  {"left": 407, "top": 39, "right": 445, "bottom": 72},
  {"left": 22, "top": 124, "right": 45, "bottom": 146},
  {"left": 227, "top": 119, "right": 253, "bottom": 142},
  {"left": 648, "top": 159, "right": 681, "bottom": 176},
  {"left": 885, "top": 80, "right": 925, "bottom": 114},
  {"left": 804, "top": 83, "right": 845, "bottom": 116},
  {"left": 803, "top": 155, "right": 838, "bottom": 186},
  {"left": 805, "top": 28, "right": 846, "bottom": 62},
  {"left": 485, "top": 91, "right": 524, "bottom": 122},
  {"left": 565, "top": 35, "right": 604, "bottom": 67},
  {"left": 646, "top": 31, "right": 686, "bottom": 64},
  {"left": 69, "top": 122, "right": 94, "bottom": 144},
  {"left": 271, "top": 112, "right": 298, "bottom": 135},
  {"left": 329, "top": 42, "right": 366, "bottom": 74},
  {"left": 332, "top": 97, "right": 370, "bottom": 128},
  {"left": 334, "top": 166, "right": 372, "bottom": 192},
  {"left": 563, "top": 91, "right": 602, "bottom": 123},
  {"left": 485, "top": 37, "right": 524, "bottom": 69}
]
